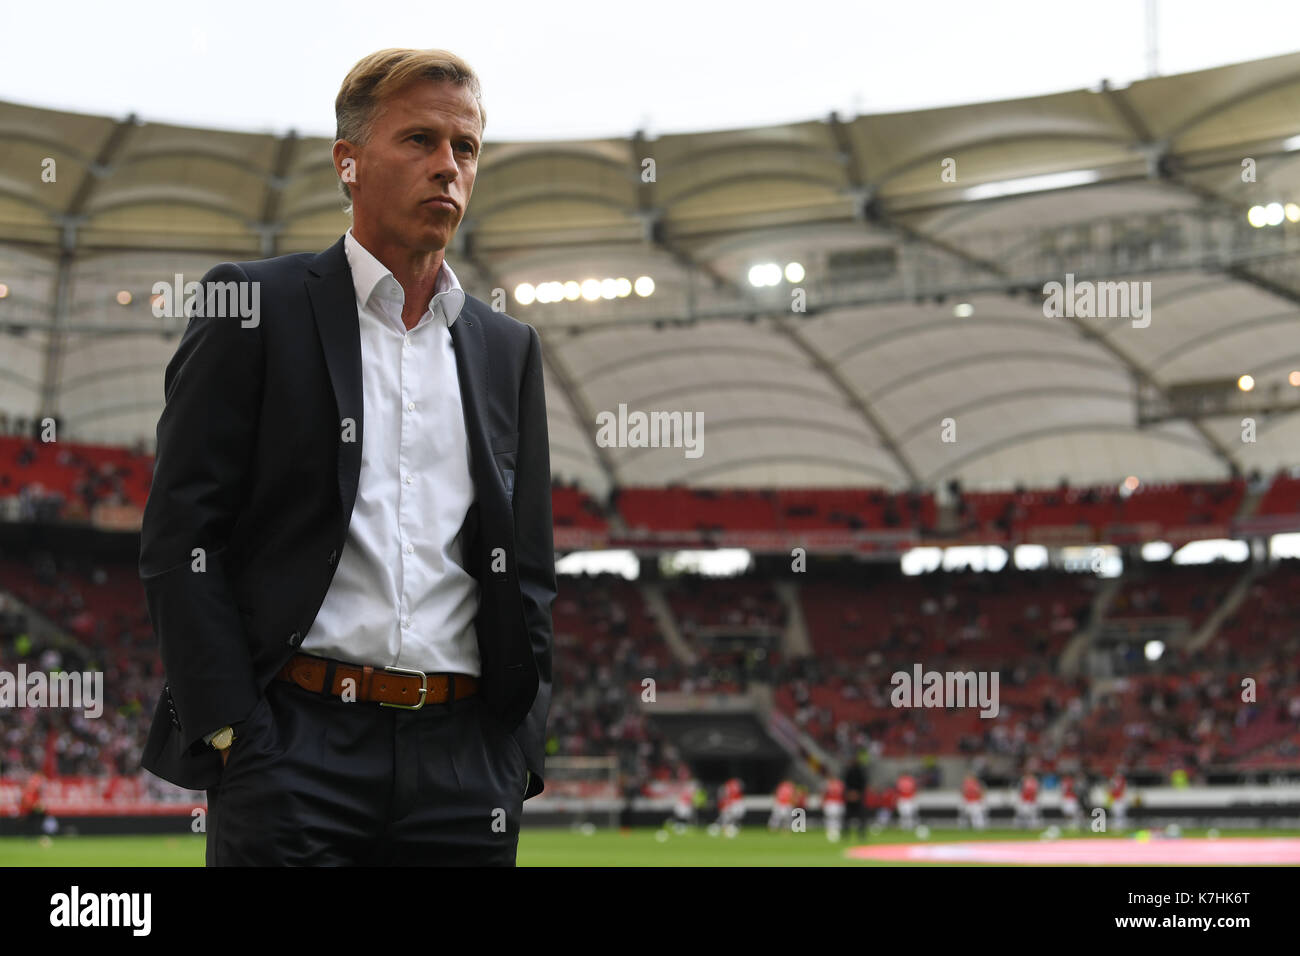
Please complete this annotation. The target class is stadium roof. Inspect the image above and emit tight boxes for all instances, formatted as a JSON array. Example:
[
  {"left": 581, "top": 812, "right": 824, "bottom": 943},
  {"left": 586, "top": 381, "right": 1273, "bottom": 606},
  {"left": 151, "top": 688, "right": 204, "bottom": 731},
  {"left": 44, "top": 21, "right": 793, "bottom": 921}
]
[{"left": 3, "top": 52, "right": 1300, "bottom": 497}]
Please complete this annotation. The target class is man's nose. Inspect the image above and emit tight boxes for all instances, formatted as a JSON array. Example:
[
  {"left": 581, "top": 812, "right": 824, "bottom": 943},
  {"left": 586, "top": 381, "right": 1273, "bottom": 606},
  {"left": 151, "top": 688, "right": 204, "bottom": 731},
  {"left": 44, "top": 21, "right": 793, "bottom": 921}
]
[{"left": 429, "top": 141, "right": 458, "bottom": 182}]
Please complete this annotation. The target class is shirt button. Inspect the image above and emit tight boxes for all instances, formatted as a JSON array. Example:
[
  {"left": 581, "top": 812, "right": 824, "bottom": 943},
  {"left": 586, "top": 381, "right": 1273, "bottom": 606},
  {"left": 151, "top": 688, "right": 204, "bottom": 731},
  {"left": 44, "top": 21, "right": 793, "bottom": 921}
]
[
  {"left": 402, "top": 618, "right": 411, "bottom": 629},
  {"left": 405, "top": 544, "right": 414, "bottom": 554},
  {"left": 407, "top": 402, "right": 415, "bottom": 411},
  {"left": 404, "top": 475, "right": 413, "bottom": 484}
]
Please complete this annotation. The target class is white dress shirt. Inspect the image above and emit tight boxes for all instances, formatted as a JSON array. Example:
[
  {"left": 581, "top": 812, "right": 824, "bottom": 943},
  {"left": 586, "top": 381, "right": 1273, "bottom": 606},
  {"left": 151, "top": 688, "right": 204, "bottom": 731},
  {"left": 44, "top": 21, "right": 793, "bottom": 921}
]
[{"left": 303, "top": 228, "right": 481, "bottom": 675}]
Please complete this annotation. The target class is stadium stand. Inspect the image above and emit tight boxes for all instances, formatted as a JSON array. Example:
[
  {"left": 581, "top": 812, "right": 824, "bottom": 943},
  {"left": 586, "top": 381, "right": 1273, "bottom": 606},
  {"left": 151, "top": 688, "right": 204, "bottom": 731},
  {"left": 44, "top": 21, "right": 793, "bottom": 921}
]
[{"left": 5, "top": 51, "right": 1300, "bottom": 830}]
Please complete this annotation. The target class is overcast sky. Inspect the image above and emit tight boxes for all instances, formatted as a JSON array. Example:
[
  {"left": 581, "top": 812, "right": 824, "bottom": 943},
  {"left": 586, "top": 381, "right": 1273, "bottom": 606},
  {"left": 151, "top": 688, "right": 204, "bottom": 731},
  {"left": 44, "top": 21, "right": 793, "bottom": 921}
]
[{"left": 4, "top": 0, "right": 1300, "bottom": 141}]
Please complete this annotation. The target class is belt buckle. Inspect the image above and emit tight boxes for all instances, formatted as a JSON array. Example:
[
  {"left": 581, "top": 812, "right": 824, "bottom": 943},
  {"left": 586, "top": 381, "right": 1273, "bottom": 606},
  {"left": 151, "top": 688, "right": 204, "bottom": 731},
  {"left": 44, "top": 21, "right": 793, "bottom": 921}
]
[{"left": 379, "top": 665, "right": 427, "bottom": 710}]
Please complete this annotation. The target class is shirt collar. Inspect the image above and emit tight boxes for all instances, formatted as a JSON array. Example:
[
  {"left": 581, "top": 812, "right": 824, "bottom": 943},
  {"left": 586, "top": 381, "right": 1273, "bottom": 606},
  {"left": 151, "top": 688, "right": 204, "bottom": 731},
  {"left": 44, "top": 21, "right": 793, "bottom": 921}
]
[{"left": 344, "top": 228, "right": 465, "bottom": 327}]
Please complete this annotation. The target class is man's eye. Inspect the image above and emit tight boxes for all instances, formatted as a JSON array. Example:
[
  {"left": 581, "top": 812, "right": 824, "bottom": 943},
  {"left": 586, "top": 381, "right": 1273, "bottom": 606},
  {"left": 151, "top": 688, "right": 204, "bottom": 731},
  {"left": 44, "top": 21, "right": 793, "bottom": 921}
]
[{"left": 410, "top": 134, "right": 428, "bottom": 145}]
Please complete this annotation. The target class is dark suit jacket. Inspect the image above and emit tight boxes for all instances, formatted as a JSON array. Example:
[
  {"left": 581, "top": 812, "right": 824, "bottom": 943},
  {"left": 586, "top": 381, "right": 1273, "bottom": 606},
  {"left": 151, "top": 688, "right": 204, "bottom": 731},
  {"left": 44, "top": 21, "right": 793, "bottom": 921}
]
[{"left": 138, "top": 235, "right": 555, "bottom": 800}]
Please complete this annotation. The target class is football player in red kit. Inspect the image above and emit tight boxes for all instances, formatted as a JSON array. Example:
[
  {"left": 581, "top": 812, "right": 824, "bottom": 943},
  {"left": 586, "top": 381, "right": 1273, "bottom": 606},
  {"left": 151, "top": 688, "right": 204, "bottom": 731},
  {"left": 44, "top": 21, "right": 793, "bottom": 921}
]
[
  {"left": 717, "top": 777, "right": 745, "bottom": 837},
  {"left": 768, "top": 779, "right": 796, "bottom": 832},
  {"left": 960, "top": 774, "right": 987, "bottom": 831},
  {"left": 896, "top": 773, "right": 918, "bottom": 829},
  {"left": 1016, "top": 772, "right": 1041, "bottom": 829},
  {"left": 1060, "top": 774, "right": 1081, "bottom": 830},
  {"left": 1109, "top": 769, "right": 1128, "bottom": 831},
  {"left": 822, "top": 777, "right": 846, "bottom": 842}
]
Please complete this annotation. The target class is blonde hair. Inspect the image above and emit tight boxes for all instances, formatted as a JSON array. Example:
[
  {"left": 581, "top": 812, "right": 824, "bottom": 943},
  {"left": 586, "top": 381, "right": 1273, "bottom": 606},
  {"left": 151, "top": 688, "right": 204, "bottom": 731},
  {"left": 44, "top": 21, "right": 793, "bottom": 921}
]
[{"left": 334, "top": 48, "right": 486, "bottom": 206}]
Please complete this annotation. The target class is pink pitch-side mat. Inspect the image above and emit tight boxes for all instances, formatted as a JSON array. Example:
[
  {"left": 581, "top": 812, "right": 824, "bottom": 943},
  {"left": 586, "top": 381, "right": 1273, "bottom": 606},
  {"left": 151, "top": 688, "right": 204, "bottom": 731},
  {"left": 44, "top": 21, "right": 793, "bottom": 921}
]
[{"left": 845, "top": 837, "right": 1300, "bottom": 865}]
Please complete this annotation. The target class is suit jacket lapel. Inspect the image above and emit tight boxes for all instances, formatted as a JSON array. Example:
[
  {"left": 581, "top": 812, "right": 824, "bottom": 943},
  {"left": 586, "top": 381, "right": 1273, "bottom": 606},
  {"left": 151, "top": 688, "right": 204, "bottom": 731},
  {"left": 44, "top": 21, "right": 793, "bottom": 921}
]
[
  {"left": 450, "top": 296, "right": 494, "bottom": 492},
  {"left": 306, "top": 236, "right": 364, "bottom": 525}
]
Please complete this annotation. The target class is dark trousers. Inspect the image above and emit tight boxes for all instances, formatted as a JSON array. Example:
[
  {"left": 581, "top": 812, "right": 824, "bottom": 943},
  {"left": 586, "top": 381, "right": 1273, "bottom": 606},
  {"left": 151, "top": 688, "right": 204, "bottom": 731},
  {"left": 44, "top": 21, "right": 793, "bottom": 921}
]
[
  {"left": 846, "top": 802, "right": 866, "bottom": 836},
  {"left": 205, "top": 677, "right": 527, "bottom": 866}
]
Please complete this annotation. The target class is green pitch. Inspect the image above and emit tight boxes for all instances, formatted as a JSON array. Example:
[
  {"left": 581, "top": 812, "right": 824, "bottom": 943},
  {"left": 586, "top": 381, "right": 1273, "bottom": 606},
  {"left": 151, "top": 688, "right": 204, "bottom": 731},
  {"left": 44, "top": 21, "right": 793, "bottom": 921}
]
[{"left": 3, "top": 827, "right": 1297, "bottom": 866}]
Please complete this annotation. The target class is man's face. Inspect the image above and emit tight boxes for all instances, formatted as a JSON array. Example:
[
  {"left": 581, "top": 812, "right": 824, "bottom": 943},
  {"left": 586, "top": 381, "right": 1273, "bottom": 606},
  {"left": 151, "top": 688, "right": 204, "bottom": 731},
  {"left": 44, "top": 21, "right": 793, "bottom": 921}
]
[{"left": 337, "top": 79, "right": 481, "bottom": 253}]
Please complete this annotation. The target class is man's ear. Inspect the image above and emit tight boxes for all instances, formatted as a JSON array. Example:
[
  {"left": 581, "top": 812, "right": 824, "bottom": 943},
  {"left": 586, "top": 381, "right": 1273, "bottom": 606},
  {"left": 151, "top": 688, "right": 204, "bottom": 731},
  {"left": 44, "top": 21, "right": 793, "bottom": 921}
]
[{"left": 332, "top": 140, "right": 359, "bottom": 190}]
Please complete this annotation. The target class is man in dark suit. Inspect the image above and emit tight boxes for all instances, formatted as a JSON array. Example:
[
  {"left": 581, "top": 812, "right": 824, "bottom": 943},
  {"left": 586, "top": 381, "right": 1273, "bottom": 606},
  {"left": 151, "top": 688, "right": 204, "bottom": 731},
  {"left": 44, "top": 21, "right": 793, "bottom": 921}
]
[
  {"left": 138, "top": 48, "right": 555, "bottom": 866},
  {"left": 843, "top": 753, "right": 868, "bottom": 841}
]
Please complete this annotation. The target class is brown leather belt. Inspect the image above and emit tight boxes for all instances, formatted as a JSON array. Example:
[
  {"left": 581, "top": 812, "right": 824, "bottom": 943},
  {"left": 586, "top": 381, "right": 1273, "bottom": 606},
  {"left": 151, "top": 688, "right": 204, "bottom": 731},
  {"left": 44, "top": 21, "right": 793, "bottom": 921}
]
[{"left": 275, "top": 653, "right": 478, "bottom": 709}]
